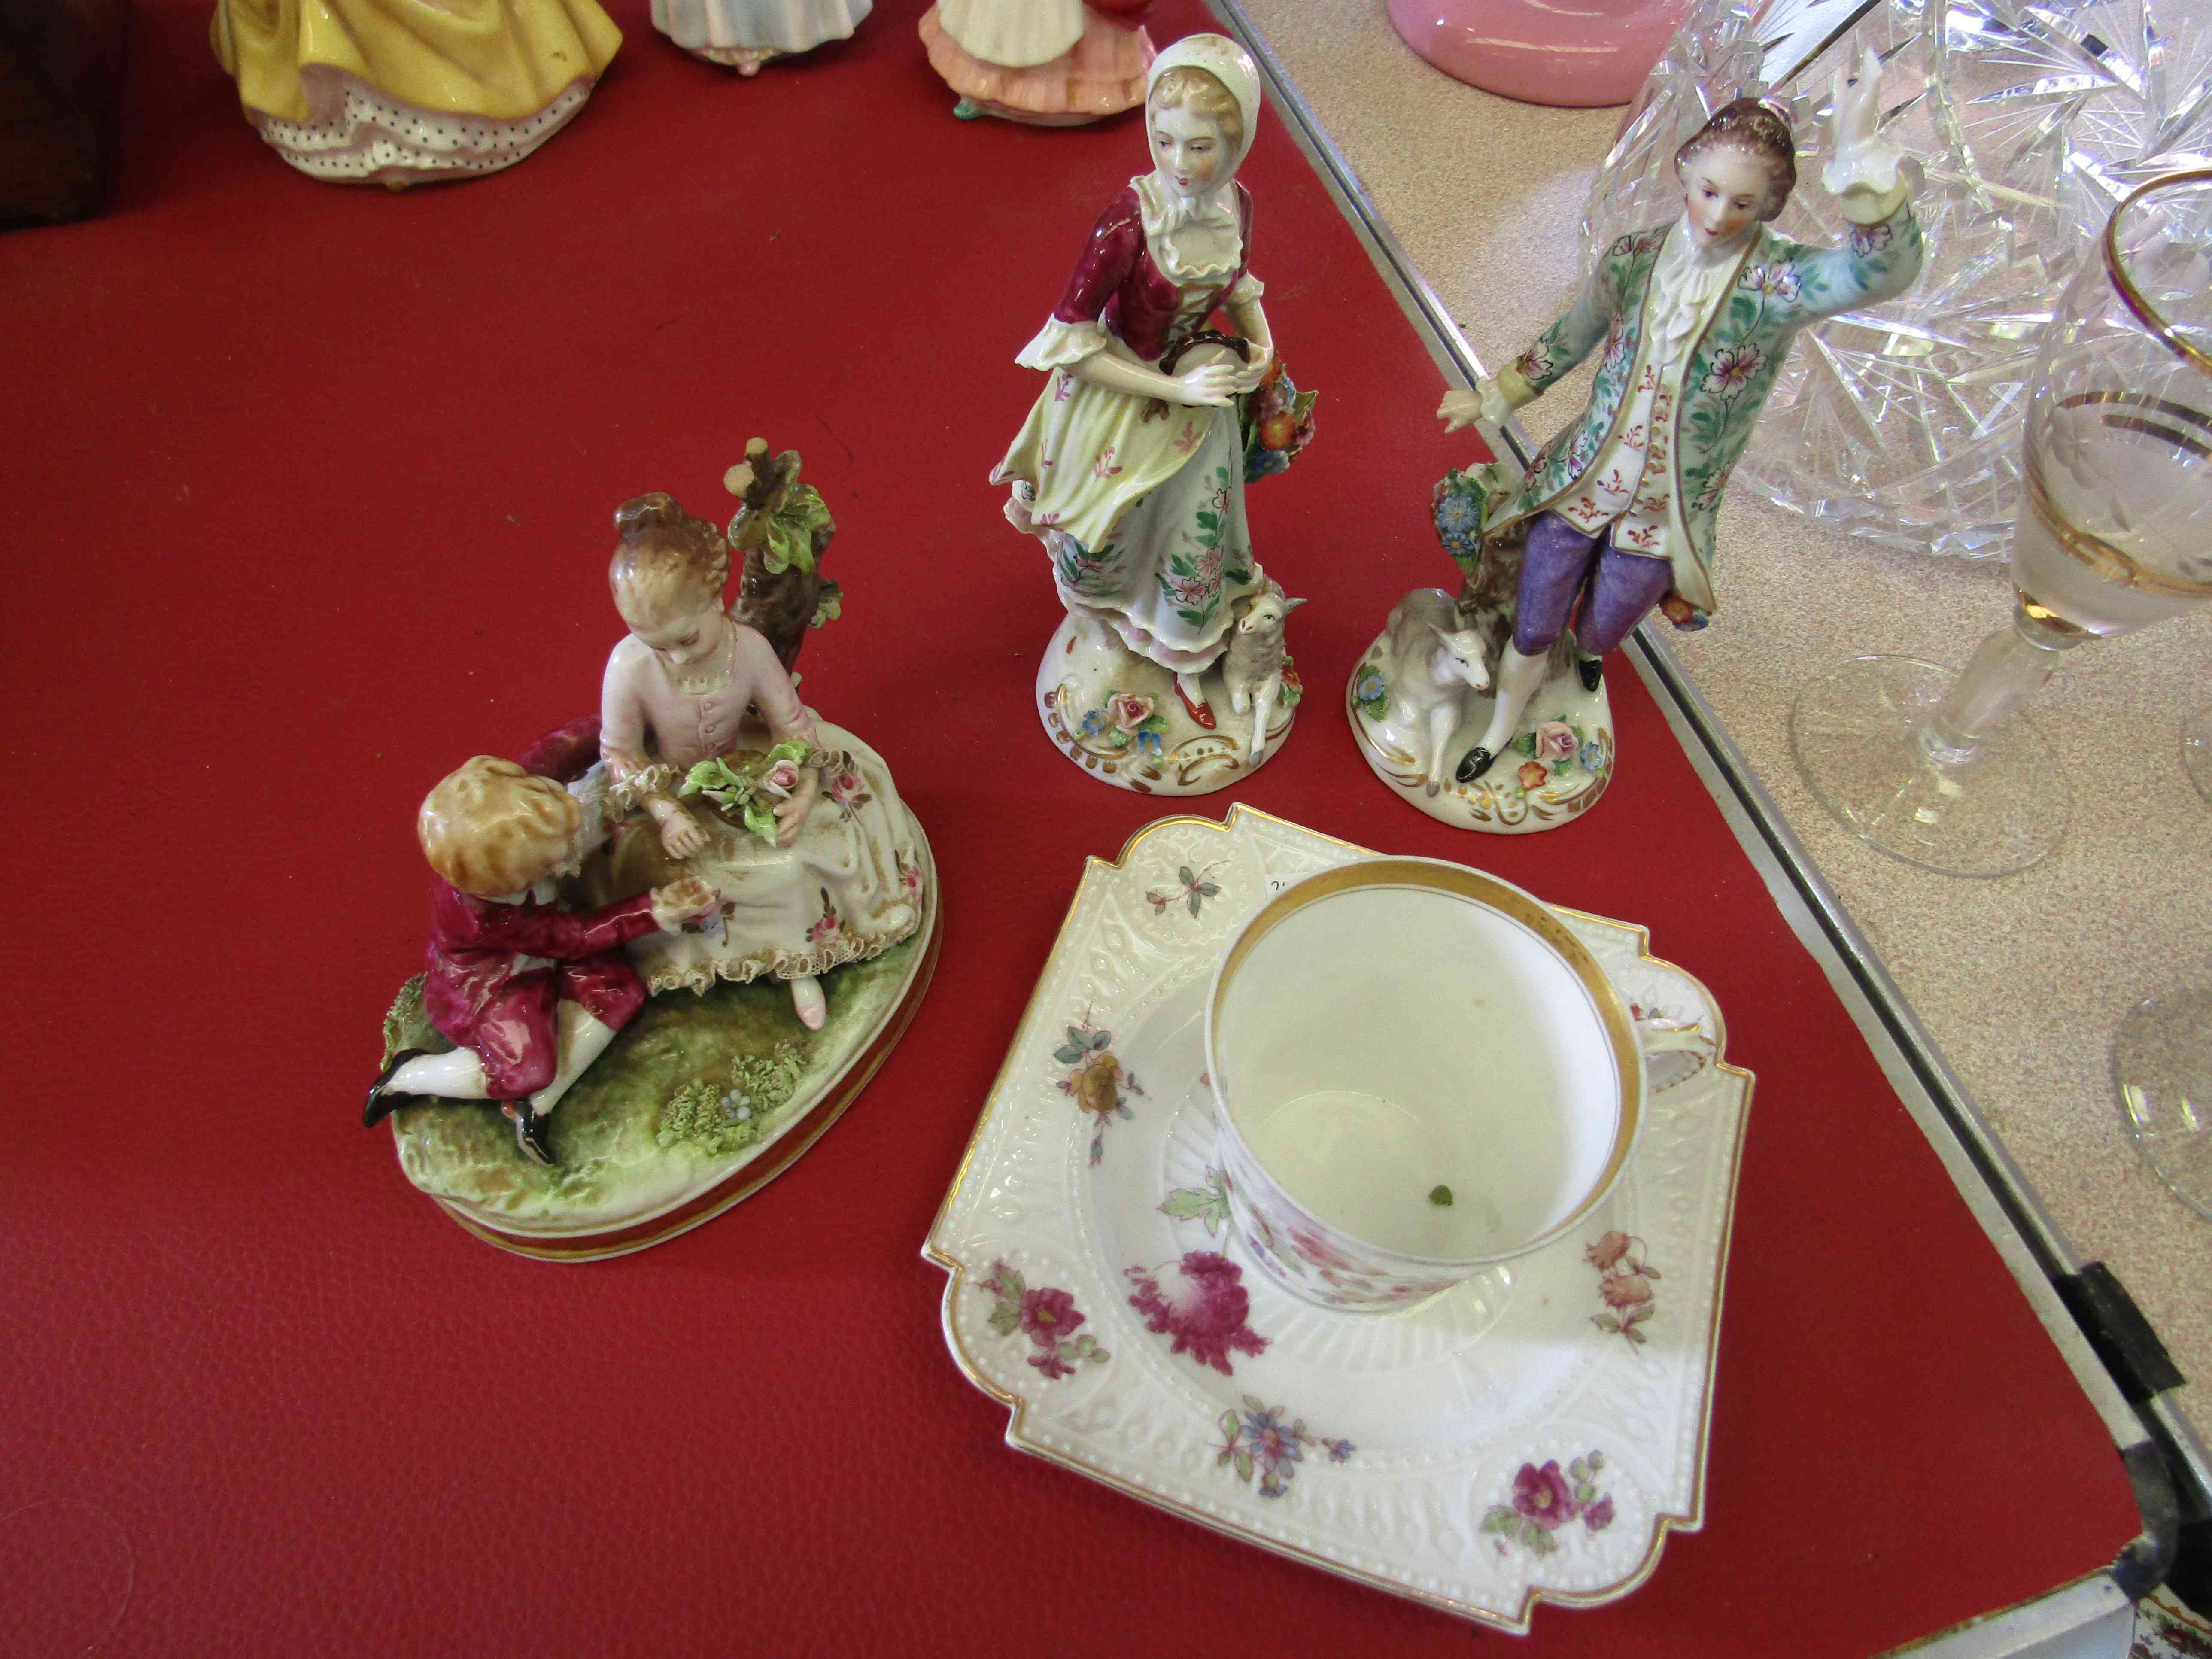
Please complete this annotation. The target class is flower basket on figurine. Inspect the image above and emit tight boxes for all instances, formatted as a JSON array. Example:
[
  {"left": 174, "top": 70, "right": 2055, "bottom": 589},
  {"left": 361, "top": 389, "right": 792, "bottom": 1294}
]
[{"left": 1241, "top": 358, "right": 1317, "bottom": 483}]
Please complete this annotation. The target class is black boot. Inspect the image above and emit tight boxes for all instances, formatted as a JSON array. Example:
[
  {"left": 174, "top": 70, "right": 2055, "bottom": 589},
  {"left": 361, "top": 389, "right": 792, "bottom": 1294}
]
[
  {"left": 505, "top": 1103, "right": 558, "bottom": 1167},
  {"left": 1577, "top": 656, "right": 1604, "bottom": 694},
  {"left": 1455, "top": 745, "right": 1497, "bottom": 784},
  {"left": 364, "top": 1049, "right": 429, "bottom": 1127}
]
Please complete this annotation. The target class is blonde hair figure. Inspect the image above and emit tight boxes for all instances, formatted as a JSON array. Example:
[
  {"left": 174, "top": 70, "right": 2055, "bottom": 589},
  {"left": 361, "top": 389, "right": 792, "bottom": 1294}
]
[{"left": 365, "top": 750, "right": 720, "bottom": 1167}]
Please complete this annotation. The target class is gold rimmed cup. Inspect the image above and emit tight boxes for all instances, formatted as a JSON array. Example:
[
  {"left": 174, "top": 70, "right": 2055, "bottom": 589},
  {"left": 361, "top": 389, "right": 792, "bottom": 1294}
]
[{"left": 1203, "top": 859, "right": 1643, "bottom": 1313}]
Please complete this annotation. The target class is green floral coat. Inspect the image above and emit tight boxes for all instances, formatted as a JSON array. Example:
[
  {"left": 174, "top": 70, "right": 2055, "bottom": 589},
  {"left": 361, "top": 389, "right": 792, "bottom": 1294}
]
[{"left": 1488, "top": 204, "right": 1923, "bottom": 618}]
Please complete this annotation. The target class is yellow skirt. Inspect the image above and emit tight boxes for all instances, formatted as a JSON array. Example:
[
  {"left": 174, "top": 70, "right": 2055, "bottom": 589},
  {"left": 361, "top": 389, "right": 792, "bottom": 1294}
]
[{"left": 213, "top": 0, "right": 621, "bottom": 126}]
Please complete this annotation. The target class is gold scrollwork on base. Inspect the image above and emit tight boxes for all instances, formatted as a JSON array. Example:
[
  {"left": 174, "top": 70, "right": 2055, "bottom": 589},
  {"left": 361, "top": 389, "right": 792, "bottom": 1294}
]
[{"left": 1042, "top": 683, "right": 1284, "bottom": 795}]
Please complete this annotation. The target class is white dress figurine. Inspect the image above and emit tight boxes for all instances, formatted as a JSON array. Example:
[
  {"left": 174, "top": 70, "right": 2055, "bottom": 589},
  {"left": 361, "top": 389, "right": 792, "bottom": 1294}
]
[{"left": 653, "top": 0, "right": 871, "bottom": 73}]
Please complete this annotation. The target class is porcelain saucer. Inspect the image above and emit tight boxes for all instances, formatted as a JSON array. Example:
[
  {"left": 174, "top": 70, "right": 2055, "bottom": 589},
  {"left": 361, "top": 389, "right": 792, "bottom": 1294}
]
[{"left": 925, "top": 808, "right": 1750, "bottom": 1629}]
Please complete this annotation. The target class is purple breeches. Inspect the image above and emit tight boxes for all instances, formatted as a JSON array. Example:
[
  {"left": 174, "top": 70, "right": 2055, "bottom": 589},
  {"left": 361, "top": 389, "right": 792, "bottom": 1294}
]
[{"left": 1511, "top": 512, "right": 1675, "bottom": 657}]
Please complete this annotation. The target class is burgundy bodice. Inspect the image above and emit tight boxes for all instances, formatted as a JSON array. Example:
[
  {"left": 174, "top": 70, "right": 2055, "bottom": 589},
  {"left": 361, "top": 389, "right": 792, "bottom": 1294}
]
[{"left": 1048, "top": 183, "right": 1253, "bottom": 365}]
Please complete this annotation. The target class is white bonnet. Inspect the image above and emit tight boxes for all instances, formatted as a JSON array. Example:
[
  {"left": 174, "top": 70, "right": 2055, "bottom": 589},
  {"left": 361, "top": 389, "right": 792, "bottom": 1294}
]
[{"left": 1146, "top": 33, "right": 1262, "bottom": 174}]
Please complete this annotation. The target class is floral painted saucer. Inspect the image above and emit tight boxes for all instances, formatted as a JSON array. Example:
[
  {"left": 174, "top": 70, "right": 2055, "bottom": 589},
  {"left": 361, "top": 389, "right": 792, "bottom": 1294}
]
[{"left": 924, "top": 808, "right": 1750, "bottom": 1630}]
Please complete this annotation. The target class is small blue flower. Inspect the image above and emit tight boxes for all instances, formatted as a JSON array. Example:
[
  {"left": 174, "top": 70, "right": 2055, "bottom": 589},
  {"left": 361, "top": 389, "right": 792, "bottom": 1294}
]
[
  {"left": 1325, "top": 1440, "right": 1355, "bottom": 1464},
  {"left": 1138, "top": 729, "right": 1164, "bottom": 757},
  {"left": 1578, "top": 739, "right": 1605, "bottom": 774}
]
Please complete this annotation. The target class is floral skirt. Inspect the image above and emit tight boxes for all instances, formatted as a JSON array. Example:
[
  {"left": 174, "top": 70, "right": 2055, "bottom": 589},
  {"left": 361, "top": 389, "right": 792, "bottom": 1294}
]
[
  {"left": 996, "top": 370, "right": 1258, "bottom": 674},
  {"left": 580, "top": 722, "right": 923, "bottom": 996}
]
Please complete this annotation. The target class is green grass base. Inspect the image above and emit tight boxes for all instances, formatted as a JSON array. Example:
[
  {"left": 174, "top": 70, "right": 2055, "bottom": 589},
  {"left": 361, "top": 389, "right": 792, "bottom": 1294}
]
[{"left": 381, "top": 934, "right": 921, "bottom": 1231}]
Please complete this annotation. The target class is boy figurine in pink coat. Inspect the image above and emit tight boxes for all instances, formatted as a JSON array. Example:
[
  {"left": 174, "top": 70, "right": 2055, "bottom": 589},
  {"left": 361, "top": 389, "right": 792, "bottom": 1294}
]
[{"left": 365, "top": 733, "right": 719, "bottom": 1167}]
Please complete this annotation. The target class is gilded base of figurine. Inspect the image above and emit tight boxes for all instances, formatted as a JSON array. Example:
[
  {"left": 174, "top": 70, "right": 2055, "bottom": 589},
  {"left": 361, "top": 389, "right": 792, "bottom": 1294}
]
[
  {"left": 1346, "top": 623, "right": 1614, "bottom": 833},
  {"left": 1036, "top": 614, "right": 1297, "bottom": 795},
  {"left": 381, "top": 812, "right": 939, "bottom": 1260}
]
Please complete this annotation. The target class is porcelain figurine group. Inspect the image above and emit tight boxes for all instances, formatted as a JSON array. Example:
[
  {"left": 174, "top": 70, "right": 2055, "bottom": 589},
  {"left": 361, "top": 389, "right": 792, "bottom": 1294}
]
[
  {"left": 354, "top": 33, "right": 1918, "bottom": 1248},
  {"left": 210, "top": 0, "right": 1153, "bottom": 185}
]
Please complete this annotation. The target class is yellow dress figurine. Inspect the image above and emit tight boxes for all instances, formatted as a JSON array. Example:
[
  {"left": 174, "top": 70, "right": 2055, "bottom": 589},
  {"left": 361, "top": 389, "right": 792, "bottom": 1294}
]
[{"left": 211, "top": 0, "right": 622, "bottom": 185}]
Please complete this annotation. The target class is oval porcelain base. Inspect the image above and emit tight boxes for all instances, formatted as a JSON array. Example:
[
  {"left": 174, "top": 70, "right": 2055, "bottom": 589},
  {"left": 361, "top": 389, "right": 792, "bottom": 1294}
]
[
  {"left": 1346, "top": 626, "right": 1614, "bottom": 833},
  {"left": 1036, "top": 613, "right": 1296, "bottom": 796},
  {"left": 384, "top": 813, "right": 939, "bottom": 1260}
]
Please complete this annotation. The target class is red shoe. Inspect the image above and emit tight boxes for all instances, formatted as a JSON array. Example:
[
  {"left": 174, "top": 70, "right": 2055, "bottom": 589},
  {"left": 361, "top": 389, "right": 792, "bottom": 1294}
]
[{"left": 1175, "top": 680, "right": 1216, "bottom": 729}]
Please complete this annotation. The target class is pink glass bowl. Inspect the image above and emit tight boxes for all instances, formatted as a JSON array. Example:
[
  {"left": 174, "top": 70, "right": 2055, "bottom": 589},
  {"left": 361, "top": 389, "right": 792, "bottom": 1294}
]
[{"left": 1388, "top": 0, "right": 1690, "bottom": 108}]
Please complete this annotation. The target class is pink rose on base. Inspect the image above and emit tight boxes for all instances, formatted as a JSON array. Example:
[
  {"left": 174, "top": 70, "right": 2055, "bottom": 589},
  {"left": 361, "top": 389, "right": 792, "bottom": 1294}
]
[
  {"left": 1534, "top": 722, "right": 1577, "bottom": 763},
  {"left": 1109, "top": 693, "right": 1155, "bottom": 733}
]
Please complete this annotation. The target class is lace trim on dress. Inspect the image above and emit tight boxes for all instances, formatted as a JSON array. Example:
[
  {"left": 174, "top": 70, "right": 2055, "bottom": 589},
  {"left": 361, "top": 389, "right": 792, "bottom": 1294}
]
[
  {"left": 1133, "top": 172, "right": 1242, "bottom": 285},
  {"left": 640, "top": 910, "right": 921, "bottom": 996},
  {"left": 609, "top": 760, "right": 679, "bottom": 812},
  {"left": 1016, "top": 316, "right": 1112, "bottom": 370}
]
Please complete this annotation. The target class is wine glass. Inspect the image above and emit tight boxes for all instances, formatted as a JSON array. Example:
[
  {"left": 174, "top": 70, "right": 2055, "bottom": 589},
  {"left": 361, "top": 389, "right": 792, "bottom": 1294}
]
[
  {"left": 1790, "top": 169, "right": 2212, "bottom": 877},
  {"left": 2114, "top": 985, "right": 2212, "bottom": 1220}
]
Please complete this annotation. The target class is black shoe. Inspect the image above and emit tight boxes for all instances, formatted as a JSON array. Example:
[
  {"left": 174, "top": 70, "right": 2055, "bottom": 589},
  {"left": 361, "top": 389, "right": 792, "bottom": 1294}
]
[
  {"left": 1577, "top": 656, "right": 1604, "bottom": 694},
  {"left": 505, "top": 1103, "right": 558, "bottom": 1167},
  {"left": 364, "top": 1049, "right": 429, "bottom": 1127},
  {"left": 1455, "top": 745, "right": 1497, "bottom": 784}
]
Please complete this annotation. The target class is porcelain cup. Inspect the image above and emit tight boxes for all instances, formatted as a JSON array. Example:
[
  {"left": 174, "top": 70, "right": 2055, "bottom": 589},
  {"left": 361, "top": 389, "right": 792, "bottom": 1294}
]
[{"left": 1203, "top": 858, "right": 1643, "bottom": 1312}]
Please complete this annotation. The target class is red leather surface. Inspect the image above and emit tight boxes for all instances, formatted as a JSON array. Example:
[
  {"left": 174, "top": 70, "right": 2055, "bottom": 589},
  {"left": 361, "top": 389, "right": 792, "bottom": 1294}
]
[{"left": 0, "top": 1, "right": 2141, "bottom": 1652}]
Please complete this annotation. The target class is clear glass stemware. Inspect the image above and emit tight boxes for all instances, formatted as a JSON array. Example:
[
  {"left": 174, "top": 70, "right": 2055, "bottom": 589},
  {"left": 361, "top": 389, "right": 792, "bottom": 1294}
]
[{"left": 1790, "top": 169, "right": 2212, "bottom": 878}]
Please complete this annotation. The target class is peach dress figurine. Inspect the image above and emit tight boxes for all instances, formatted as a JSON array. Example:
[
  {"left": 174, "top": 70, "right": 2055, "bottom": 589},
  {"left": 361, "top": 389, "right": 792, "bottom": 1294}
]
[{"left": 918, "top": 0, "right": 1153, "bottom": 124}]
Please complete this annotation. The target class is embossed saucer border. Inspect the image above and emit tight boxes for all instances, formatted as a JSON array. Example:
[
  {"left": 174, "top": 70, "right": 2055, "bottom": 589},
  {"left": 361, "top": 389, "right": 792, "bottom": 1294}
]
[{"left": 922, "top": 806, "right": 1753, "bottom": 1630}]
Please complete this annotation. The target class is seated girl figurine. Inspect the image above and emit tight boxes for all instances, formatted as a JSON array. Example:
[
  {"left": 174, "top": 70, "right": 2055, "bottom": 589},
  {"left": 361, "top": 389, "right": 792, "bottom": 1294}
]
[
  {"left": 364, "top": 754, "right": 720, "bottom": 1167},
  {"left": 1434, "top": 57, "right": 1920, "bottom": 793},
  {"left": 590, "top": 493, "right": 921, "bottom": 1028}
]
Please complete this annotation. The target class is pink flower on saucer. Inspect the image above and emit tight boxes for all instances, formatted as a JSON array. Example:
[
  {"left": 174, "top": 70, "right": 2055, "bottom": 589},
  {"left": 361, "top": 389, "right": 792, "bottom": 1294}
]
[
  {"left": 1020, "top": 1286, "right": 1083, "bottom": 1346},
  {"left": 1512, "top": 1460, "right": 1578, "bottom": 1531},
  {"left": 1599, "top": 1272, "right": 1654, "bottom": 1313},
  {"left": 1584, "top": 1231, "right": 1634, "bottom": 1271},
  {"left": 1583, "top": 1495, "right": 1616, "bottom": 1532},
  {"left": 1125, "top": 1251, "right": 1269, "bottom": 1376}
]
